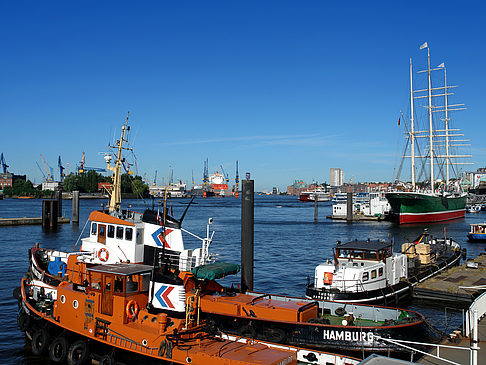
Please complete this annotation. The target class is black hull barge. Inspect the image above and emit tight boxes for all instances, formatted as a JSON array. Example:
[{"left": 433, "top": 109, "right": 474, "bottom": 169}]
[{"left": 306, "top": 230, "right": 462, "bottom": 305}]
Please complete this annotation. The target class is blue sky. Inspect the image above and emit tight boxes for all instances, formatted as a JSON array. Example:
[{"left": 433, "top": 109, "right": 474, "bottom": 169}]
[{"left": 1, "top": 1, "right": 485, "bottom": 191}]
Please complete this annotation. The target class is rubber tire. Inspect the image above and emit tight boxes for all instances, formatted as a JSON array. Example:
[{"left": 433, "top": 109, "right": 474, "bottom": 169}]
[
  {"left": 49, "top": 336, "right": 69, "bottom": 363},
  {"left": 17, "top": 311, "right": 31, "bottom": 332},
  {"left": 67, "top": 340, "right": 90, "bottom": 365},
  {"left": 99, "top": 354, "right": 114, "bottom": 365},
  {"left": 31, "top": 328, "right": 50, "bottom": 355}
]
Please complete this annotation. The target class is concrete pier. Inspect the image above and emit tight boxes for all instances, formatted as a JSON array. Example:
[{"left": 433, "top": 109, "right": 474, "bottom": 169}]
[
  {"left": 419, "top": 316, "right": 486, "bottom": 364},
  {"left": 413, "top": 253, "right": 486, "bottom": 306},
  {"left": 0, "top": 217, "right": 70, "bottom": 226}
]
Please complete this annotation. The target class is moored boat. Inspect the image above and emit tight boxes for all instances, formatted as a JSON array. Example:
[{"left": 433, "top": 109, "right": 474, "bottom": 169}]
[
  {"left": 18, "top": 261, "right": 363, "bottom": 365},
  {"left": 16, "top": 117, "right": 363, "bottom": 365},
  {"left": 466, "top": 204, "right": 482, "bottom": 213},
  {"left": 468, "top": 222, "right": 486, "bottom": 242},
  {"left": 306, "top": 229, "right": 462, "bottom": 305},
  {"left": 299, "top": 189, "right": 330, "bottom": 202},
  {"left": 386, "top": 43, "right": 469, "bottom": 224}
]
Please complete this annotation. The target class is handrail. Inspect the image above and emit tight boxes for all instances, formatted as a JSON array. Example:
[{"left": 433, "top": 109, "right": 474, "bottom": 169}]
[
  {"left": 374, "top": 335, "right": 469, "bottom": 365},
  {"left": 465, "top": 290, "right": 486, "bottom": 335},
  {"left": 250, "top": 294, "right": 271, "bottom": 305},
  {"left": 297, "top": 301, "right": 319, "bottom": 322}
]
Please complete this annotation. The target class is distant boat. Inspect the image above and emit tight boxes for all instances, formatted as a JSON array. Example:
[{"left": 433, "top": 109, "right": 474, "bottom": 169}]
[
  {"left": 299, "top": 189, "right": 330, "bottom": 202},
  {"left": 468, "top": 223, "right": 486, "bottom": 242},
  {"left": 18, "top": 196, "right": 35, "bottom": 199},
  {"left": 386, "top": 44, "right": 469, "bottom": 224},
  {"left": 466, "top": 204, "right": 481, "bottom": 213}
]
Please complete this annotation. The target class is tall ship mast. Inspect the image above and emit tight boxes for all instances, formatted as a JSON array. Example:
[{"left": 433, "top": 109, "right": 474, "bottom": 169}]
[{"left": 386, "top": 43, "right": 471, "bottom": 224}]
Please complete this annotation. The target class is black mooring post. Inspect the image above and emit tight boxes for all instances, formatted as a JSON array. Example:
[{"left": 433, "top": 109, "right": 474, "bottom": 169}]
[
  {"left": 55, "top": 189, "right": 62, "bottom": 217},
  {"left": 241, "top": 178, "right": 254, "bottom": 293},
  {"left": 72, "top": 190, "right": 80, "bottom": 224},
  {"left": 346, "top": 192, "right": 353, "bottom": 222}
]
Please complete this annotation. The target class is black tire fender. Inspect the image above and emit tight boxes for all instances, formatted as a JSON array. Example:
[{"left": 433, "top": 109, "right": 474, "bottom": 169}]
[
  {"left": 18, "top": 311, "right": 31, "bottom": 332},
  {"left": 49, "top": 336, "right": 69, "bottom": 363},
  {"left": 99, "top": 354, "right": 114, "bottom": 365},
  {"left": 31, "top": 328, "right": 50, "bottom": 355},
  {"left": 67, "top": 340, "right": 90, "bottom": 365}
]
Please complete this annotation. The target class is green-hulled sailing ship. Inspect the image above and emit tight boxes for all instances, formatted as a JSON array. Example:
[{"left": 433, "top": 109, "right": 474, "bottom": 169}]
[{"left": 386, "top": 42, "right": 470, "bottom": 224}]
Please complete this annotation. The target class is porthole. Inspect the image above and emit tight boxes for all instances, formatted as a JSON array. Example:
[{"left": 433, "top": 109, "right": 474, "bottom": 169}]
[
  {"left": 142, "top": 339, "right": 148, "bottom": 346},
  {"left": 151, "top": 317, "right": 157, "bottom": 323},
  {"left": 73, "top": 299, "right": 79, "bottom": 309},
  {"left": 186, "top": 357, "right": 192, "bottom": 363},
  {"left": 60, "top": 295, "right": 66, "bottom": 304}
]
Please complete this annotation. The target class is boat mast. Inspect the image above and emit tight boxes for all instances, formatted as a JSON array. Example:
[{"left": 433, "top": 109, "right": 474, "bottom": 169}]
[
  {"left": 423, "top": 43, "right": 435, "bottom": 192},
  {"left": 106, "top": 112, "right": 131, "bottom": 212},
  {"left": 443, "top": 64, "right": 450, "bottom": 185},
  {"left": 410, "top": 58, "right": 416, "bottom": 188}
]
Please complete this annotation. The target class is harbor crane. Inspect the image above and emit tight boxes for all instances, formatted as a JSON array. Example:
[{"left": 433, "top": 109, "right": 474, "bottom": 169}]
[
  {"left": 36, "top": 162, "right": 47, "bottom": 180},
  {"left": 78, "top": 152, "right": 107, "bottom": 174},
  {"left": 40, "top": 154, "right": 53, "bottom": 181},
  {"left": 220, "top": 165, "right": 230, "bottom": 184},
  {"left": 58, "top": 156, "right": 65, "bottom": 182},
  {"left": 0, "top": 153, "right": 8, "bottom": 173},
  {"left": 203, "top": 158, "right": 209, "bottom": 185}
]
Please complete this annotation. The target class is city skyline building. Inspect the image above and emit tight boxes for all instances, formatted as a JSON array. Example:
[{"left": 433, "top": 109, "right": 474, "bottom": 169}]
[{"left": 330, "top": 168, "right": 344, "bottom": 187}]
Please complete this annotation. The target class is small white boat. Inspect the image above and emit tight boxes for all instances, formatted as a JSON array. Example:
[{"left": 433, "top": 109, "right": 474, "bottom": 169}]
[
  {"left": 466, "top": 204, "right": 482, "bottom": 213},
  {"left": 306, "top": 229, "right": 462, "bottom": 304}
]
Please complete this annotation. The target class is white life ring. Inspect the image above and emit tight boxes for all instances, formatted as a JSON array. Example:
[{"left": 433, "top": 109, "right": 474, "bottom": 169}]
[{"left": 98, "top": 248, "right": 109, "bottom": 262}]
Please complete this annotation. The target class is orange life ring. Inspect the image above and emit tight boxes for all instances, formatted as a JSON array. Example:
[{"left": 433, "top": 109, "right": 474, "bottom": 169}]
[
  {"left": 323, "top": 272, "right": 333, "bottom": 285},
  {"left": 126, "top": 300, "right": 139, "bottom": 321},
  {"left": 98, "top": 248, "right": 109, "bottom": 262}
]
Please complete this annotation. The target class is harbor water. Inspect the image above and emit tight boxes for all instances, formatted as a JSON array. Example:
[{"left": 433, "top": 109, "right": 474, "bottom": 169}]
[{"left": 1, "top": 195, "right": 485, "bottom": 364}]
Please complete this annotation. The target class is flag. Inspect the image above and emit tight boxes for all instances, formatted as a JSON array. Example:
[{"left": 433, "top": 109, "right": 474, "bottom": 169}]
[
  {"left": 156, "top": 207, "right": 161, "bottom": 225},
  {"left": 419, "top": 42, "right": 428, "bottom": 50},
  {"left": 398, "top": 117, "right": 400, "bottom": 126},
  {"left": 437, "top": 62, "right": 445, "bottom": 68}
]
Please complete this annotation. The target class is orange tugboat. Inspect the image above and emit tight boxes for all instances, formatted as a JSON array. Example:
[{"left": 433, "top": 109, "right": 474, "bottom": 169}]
[{"left": 16, "top": 117, "right": 360, "bottom": 365}]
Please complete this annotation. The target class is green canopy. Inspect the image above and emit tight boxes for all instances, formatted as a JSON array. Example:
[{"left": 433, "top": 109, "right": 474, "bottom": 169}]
[{"left": 191, "top": 262, "right": 240, "bottom": 280}]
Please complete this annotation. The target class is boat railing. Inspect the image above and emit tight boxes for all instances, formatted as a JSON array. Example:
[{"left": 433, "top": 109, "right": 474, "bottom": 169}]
[
  {"left": 106, "top": 328, "right": 158, "bottom": 356},
  {"left": 331, "top": 278, "right": 366, "bottom": 293},
  {"left": 373, "top": 335, "right": 473, "bottom": 365}
]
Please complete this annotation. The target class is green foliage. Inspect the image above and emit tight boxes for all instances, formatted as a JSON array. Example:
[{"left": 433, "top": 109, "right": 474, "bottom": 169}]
[
  {"left": 62, "top": 172, "right": 149, "bottom": 197},
  {"left": 3, "top": 179, "right": 37, "bottom": 197},
  {"left": 62, "top": 171, "right": 110, "bottom": 193}
]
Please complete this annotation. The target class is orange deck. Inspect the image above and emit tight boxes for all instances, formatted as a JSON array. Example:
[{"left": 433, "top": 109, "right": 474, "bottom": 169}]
[{"left": 200, "top": 293, "right": 318, "bottom": 322}]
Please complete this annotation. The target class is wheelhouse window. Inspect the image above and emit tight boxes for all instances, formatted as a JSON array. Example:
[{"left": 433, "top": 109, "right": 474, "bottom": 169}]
[
  {"left": 371, "top": 270, "right": 377, "bottom": 279},
  {"left": 116, "top": 226, "right": 124, "bottom": 239},
  {"left": 126, "top": 275, "right": 139, "bottom": 294},
  {"left": 136, "top": 229, "right": 143, "bottom": 245},
  {"left": 126, "top": 228, "right": 133, "bottom": 241},
  {"left": 107, "top": 225, "right": 115, "bottom": 238},
  {"left": 378, "top": 268, "right": 384, "bottom": 277},
  {"left": 91, "top": 223, "right": 97, "bottom": 235},
  {"left": 362, "top": 272, "right": 369, "bottom": 281},
  {"left": 114, "top": 275, "right": 124, "bottom": 293},
  {"left": 141, "top": 273, "right": 150, "bottom": 292}
]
